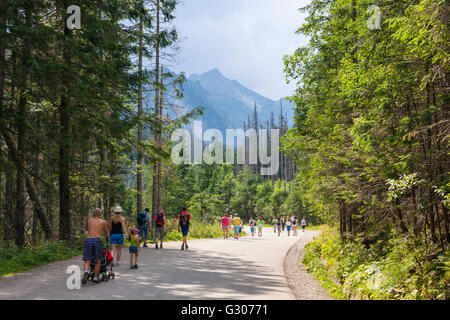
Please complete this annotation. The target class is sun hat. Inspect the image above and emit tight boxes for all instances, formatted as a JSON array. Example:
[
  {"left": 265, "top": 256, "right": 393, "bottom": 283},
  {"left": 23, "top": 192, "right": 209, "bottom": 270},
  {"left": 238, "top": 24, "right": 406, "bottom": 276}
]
[
  {"left": 130, "top": 228, "right": 139, "bottom": 233},
  {"left": 113, "top": 206, "right": 123, "bottom": 213}
]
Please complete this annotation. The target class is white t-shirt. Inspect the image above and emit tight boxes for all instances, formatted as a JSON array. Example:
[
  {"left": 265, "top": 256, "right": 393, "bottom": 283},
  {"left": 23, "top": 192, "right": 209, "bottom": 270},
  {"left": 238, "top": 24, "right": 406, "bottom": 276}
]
[
  {"left": 286, "top": 221, "right": 291, "bottom": 227},
  {"left": 301, "top": 219, "right": 307, "bottom": 226}
]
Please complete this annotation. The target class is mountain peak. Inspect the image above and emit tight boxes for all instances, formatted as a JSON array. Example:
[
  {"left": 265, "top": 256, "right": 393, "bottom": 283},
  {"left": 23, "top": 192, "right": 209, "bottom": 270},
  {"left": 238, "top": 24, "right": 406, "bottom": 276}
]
[{"left": 202, "top": 68, "right": 223, "bottom": 77}]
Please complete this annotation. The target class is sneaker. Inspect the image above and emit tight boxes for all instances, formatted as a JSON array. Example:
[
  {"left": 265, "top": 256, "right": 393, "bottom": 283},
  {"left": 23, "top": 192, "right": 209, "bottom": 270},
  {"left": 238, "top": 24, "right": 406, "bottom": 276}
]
[
  {"left": 143, "top": 243, "right": 148, "bottom": 248},
  {"left": 181, "top": 244, "right": 184, "bottom": 250},
  {"left": 92, "top": 278, "right": 99, "bottom": 284},
  {"left": 155, "top": 244, "right": 159, "bottom": 249},
  {"left": 115, "top": 261, "right": 120, "bottom": 266},
  {"left": 160, "top": 244, "right": 163, "bottom": 249},
  {"left": 82, "top": 272, "right": 89, "bottom": 284},
  {"left": 185, "top": 244, "right": 189, "bottom": 250},
  {"left": 134, "top": 264, "right": 138, "bottom": 269}
]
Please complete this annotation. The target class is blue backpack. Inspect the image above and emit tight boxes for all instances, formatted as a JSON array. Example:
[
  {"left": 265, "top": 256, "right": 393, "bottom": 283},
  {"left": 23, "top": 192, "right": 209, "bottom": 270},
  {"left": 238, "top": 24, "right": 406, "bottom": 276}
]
[{"left": 137, "top": 212, "right": 147, "bottom": 226}]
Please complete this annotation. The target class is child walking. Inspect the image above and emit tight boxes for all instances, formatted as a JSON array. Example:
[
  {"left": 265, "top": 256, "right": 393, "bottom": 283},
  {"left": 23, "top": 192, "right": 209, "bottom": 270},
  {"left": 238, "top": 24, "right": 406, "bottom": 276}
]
[
  {"left": 128, "top": 228, "right": 141, "bottom": 269},
  {"left": 250, "top": 218, "right": 255, "bottom": 237}
]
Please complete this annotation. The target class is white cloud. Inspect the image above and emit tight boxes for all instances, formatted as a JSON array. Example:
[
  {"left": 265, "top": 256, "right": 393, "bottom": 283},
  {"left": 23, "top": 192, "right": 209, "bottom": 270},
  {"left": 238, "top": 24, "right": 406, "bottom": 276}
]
[{"left": 172, "top": 0, "right": 309, "bottom": 100}]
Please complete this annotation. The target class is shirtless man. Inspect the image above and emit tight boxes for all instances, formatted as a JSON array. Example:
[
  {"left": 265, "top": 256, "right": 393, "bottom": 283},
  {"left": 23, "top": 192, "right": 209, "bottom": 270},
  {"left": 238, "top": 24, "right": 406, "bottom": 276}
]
[{"left": 82, "top": 208, "right": 109, "bottom": 284}]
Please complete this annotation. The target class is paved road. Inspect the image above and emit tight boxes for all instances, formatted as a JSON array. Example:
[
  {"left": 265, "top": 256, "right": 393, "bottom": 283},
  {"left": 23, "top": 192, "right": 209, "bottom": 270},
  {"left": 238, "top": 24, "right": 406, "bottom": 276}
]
[{"left": 0, "top": 227, "right": 325, "bottom": 300}]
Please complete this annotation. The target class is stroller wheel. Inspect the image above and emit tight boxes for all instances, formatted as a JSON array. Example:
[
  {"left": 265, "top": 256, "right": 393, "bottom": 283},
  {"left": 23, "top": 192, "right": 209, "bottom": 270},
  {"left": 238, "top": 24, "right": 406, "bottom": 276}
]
[{"left": 112, "top": 273, "right": 115, "bottom": 279}]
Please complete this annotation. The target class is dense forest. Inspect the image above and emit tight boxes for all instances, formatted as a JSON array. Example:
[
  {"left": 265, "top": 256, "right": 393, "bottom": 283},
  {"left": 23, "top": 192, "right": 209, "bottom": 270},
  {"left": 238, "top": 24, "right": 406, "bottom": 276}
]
[
  {"left": 0, "top": 0, "right": 301, "bottom": 248},
  {"left": 283, "top": 0, "right": 449, "bottom": 299}
]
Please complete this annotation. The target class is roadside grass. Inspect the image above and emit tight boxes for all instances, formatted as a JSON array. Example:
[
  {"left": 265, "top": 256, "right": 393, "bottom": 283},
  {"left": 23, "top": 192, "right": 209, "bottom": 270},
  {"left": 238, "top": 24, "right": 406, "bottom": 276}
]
[
  {"left": 302, "top": 227, "right": 449, "bottom": 300},
  {"left": 307, "top": 224, "right": 329, "bottom": 231},
  {"left": 0, "top": 241, "right": 83, "bottom": 278}
]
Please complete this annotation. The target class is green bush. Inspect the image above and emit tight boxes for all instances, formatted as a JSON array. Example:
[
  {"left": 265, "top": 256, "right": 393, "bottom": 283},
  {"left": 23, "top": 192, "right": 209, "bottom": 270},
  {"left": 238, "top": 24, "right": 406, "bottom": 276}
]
[{"left": 302, "top": 228, "right": 449, "bottom": 300}]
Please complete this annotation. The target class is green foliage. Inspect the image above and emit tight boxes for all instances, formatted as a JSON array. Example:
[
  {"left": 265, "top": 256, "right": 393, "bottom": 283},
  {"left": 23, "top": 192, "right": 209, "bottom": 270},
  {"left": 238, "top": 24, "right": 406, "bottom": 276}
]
[{"left": 303, "top": 229, "right": 450, "bottom": 300}]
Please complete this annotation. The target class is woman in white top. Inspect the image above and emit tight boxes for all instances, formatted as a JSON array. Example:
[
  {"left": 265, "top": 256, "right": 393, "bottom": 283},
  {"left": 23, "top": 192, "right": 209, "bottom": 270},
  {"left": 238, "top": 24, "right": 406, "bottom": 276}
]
[{"left": 286, "top": 219, "right": 292, "bottom": 236}]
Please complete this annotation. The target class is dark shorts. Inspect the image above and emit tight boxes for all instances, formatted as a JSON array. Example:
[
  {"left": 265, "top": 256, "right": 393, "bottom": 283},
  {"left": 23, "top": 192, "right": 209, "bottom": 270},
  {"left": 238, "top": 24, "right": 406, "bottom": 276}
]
[
  {"left": 155, "top": 226, "right": 164, "bottom": 240},
  {"left": 129, "top": 246, "right": 138, "bottom": 254},
  {"left": 181, "top": 226, "right": 189, "bottom": 237},
  {"left": 83, "top": 238, "right": 103, "bottom": 262},
  {"left": 139, "top": 224, "right": 148, "bottom": 239}
]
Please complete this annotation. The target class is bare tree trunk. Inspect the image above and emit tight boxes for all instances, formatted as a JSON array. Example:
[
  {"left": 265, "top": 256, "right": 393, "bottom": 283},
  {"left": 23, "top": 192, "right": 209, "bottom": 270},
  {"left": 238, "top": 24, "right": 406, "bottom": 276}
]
[
  {"left": 59, "top": 9, "right": 72, "bottom": 242},
  {"left": 136, "top": 13, "right": 144, "bottom": 215},
  {"left": 152, "top": 0, "right": 161, "bottom": 226},
  {"left": 3, "top": 163, "right": 14, "bottom": 243}
]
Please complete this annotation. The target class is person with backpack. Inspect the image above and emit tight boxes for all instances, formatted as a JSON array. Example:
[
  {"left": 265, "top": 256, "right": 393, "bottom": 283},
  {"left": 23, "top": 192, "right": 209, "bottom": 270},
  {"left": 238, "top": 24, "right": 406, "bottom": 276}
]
[
  {"left": 292, "top": 216, "right": 298, "bottom": 236},
  {"left": 249, "top": 217, "right": 255, "bottom": 237},
  {"left": 272, "top": 218, "right": 277, "bottom": 233},
  {"left": 281, "top": 216, "right": 286, "bottom": 232},
  {"left": 276, "top": 217, "right": 282, "bottom": 237},
  {"left": 178, "top": 206, "right": 191, "bottom": 250},
  {"left": 155, "top": 210, "right": 166, "bottom": 249},
  {"left": 137, "top": 208, "right": 151, "bottom": 248}
]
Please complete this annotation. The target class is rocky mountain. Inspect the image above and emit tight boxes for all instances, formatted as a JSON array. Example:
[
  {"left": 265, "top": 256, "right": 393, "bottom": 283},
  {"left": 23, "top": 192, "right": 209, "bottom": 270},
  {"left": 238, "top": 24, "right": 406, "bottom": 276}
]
[{"left": 175, "top": 68, "right": 295, "bottom": 133}]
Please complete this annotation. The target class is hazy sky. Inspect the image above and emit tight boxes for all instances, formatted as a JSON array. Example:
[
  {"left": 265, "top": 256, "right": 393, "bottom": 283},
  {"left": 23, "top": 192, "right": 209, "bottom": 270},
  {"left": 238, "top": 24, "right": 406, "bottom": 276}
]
[{"left": 171, "top": 0, "right": 309, "bottom": 100}]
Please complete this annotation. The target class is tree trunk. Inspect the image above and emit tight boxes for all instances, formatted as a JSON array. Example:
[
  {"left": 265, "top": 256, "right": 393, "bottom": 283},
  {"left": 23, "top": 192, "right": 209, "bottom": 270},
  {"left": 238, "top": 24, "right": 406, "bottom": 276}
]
[
  {"left": 152, "top": 0, "right": 161, "bottom": 226},
  {"left": 59, "top": 11, "right": 72, "bottom": 242},
  {"left": 136, "top": 14, "right": 144, "bottom": 215},
  {"left": 1, "top": 130, "right": 53, "bottom": 239},
  {"left": 394, "top": 199, "right": 408, "bottom": 234},
  {"left": 59, "top": 94, "right": 71, "bottom": 241}
]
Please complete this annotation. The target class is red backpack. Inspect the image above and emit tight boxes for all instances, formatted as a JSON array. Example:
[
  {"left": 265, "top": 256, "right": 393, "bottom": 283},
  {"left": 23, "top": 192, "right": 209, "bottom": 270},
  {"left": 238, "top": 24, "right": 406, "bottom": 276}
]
[{"left": 156, "top": 213, "right": 164, "bottom": 227}]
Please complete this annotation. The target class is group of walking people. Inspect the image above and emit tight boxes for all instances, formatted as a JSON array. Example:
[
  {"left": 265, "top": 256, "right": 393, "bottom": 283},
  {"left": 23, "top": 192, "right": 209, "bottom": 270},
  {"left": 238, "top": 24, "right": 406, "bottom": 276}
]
[
  {"left": 81, "top": 205, "right": 191, "bottom": 284},
  {"left": 218, "top": 211, "right": 307, "bottom": 239},
  {"left": 272, "top": 216, "right": 307, "bottom": 237},
  {"left": 219, "top": 212, "right": 266, "bottom": 239}
]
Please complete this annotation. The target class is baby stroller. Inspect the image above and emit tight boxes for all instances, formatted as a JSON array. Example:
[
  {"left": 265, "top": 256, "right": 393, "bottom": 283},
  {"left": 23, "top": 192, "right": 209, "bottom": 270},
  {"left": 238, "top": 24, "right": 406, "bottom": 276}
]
[{"left": 88, "top": 242, "right": 115, "bottom": 282}]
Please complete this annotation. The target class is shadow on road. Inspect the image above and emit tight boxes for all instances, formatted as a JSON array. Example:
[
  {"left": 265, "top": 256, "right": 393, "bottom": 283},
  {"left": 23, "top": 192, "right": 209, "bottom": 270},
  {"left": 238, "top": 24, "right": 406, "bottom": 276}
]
[{"left": 0, "top": 246, "right": 290, "bottom": 300}]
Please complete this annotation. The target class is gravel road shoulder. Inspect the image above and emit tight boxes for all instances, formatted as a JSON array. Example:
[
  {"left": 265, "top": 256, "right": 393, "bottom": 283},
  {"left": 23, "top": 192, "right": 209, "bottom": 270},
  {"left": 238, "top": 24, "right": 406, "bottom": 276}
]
[{"left": 284, "top": 230, "right": 332, "bottom": 300}]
